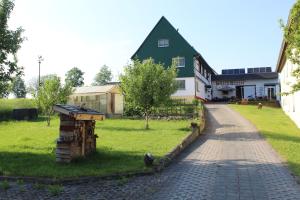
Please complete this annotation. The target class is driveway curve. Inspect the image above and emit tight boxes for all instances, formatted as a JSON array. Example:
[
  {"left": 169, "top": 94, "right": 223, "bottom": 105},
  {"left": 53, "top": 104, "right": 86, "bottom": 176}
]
[{"left": 144, "top": 103, "right": 300, "bottom": 200}]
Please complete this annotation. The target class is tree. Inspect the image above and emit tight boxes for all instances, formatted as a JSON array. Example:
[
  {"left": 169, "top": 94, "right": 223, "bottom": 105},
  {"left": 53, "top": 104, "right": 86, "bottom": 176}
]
[
  {"left": 0, "top": 0, "right": 25, "bottom": 97},
  {"left": 35, "top": 76, "right": 73, "bottom": 126},
  {"left": 93, "top": 65, "right": 112, "bottom": 86},
  {"left": 281, "top": 0, "right": 300, "bottom": 92},
  {"left": 27, "top": 74, "right": 58, "bottom": 98},
  {"left": 65, "top": 67, "right": 84, "bottom": 87},
  {"left": 11, "top": 76, "right": 26, "bottom": 98},
  {"left": 120, "top": 58, "right": 177, "bottom": 129}
]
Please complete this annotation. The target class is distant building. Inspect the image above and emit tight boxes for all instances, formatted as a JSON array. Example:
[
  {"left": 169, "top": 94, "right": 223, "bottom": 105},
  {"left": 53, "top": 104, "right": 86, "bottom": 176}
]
[
  {"left": 68, "top": 84, "right": 123, "bottom": 116},
  {"left": 276, "top": 37, "right": 300, "bottom": 128},
  {"left": 131, "top": 16, "right": 216, "bottom": 102},
  {"left": 212, "top": 67, "right": 279, "bottom": 100}
]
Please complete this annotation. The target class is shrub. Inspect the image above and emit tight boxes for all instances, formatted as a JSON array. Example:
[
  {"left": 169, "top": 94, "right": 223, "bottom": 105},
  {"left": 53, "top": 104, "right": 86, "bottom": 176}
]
[{"left": 47, "top": 184, "right": 63, "bottom": 196}]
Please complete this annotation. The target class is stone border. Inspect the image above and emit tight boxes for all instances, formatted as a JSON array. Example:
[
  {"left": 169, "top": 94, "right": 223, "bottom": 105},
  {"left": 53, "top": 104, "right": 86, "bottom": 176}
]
[
  {"left": 0, "top": 107, "right": 207, "bottom": 184},
  {"left": 154, "top": 107, "right": 206, "bottom": 172},
  {"left": 0, "top": 171, "right": 154, "bottom": 185}
]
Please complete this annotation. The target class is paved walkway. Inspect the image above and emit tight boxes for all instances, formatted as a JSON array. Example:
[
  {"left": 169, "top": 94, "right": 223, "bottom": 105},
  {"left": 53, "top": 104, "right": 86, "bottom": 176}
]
[
  {"left": 1, "top": 104, "right": 300, "bottom": 200},
  {"left": 144, "top": 104, "right": 300, "bottom": 200}
]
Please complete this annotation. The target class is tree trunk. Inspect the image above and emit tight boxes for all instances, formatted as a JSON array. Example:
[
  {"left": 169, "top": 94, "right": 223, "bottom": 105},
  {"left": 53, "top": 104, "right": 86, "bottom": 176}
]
[
  {"left": 47, "top": 112, "right": 51, "bottom": 126},
  {"left": 145, "top": 112, "right": 149, "bottom": 130}
]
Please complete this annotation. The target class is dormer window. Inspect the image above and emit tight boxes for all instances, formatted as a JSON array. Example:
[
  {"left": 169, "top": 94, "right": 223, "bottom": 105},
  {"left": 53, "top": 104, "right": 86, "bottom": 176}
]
[{"left": 158, "top": 39, "right": 169, "bottom": 47}]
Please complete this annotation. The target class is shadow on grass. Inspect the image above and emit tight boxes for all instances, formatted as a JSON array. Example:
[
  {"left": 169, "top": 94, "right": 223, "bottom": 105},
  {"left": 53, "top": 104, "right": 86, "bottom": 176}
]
[
  {"left": 178, "top": 127, "right": 191, "bottom": 132},
  {"left": 261, "top": 131, "right": 300, "bottom": 144},
  {"left": 96, "top": 126, "right": 154, "bottom": 132},
  {"left": 0, "top": 148, "right": 147, "bottom": 178},
  {"left": 29, "top": 116, "right": 49, "bottom": 122}
]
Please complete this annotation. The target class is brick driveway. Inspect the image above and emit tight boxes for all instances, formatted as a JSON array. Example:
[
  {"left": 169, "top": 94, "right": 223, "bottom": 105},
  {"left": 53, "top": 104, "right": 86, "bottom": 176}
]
[
  {"left": 1, "top": 104, "right": 300, "bottom": 200},
  {"left": 143, "top": 104, "right": 300, "bottom": 200}
]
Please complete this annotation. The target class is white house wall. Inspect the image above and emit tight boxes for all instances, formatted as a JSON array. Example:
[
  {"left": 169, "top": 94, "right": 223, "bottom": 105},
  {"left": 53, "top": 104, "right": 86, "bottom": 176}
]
[
  {"left": 212, "top": 78, "right": 279, "bottom": 100},
  {"left": 279, "top": 60, "right": 300, "bottom": 128},
  {"left": 195, "top": 79, "right": 206, "bottom": 100},
  {"left": 245, "top": 79, "right": 280, "bottom": 101},
  {"left": 172, "top": 77, "right": 195, "bottom": 98}
]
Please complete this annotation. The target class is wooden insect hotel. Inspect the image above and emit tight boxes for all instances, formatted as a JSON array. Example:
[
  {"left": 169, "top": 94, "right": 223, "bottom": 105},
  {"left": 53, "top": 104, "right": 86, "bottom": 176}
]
[{"left": 53, "top": 104, "right": 104, "bottom": 163}]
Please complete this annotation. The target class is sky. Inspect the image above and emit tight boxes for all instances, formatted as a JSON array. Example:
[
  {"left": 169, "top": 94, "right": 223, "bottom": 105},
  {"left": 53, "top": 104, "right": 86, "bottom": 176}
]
[{"left": 8, "top": 0, "right": 295, "bottom": 86}]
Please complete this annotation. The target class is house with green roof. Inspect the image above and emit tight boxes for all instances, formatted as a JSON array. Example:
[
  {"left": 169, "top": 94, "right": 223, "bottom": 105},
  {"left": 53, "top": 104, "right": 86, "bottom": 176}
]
[{"left": 131, "top": 16, "right": 215, "bottom": 102}]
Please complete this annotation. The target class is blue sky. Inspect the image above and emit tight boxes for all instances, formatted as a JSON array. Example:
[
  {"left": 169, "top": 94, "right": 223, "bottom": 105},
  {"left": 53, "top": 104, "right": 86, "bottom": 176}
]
[{"left": 9, "top": 0, "right": 295, "bottom": 85}]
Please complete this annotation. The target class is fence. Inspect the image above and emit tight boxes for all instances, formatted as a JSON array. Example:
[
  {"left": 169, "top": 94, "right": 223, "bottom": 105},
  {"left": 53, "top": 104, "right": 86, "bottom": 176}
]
[{"left": 151, "top": 99, "right": 203, "bottom": 118}]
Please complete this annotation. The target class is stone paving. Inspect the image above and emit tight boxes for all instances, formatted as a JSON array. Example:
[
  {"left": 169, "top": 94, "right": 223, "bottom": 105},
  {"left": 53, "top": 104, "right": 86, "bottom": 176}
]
[{"left": 1, "top": 104, "right": 300, "bottom": 200}]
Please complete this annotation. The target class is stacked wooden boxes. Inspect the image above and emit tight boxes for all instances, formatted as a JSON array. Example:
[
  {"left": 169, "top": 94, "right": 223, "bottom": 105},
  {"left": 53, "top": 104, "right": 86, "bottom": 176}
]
[{"left": 53, "top": 104, "right": 104, "bottom": 163}]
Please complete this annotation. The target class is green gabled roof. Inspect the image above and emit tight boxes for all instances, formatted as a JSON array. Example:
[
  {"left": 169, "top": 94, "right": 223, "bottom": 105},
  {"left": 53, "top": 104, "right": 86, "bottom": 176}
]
[{"left": 131, "top": 16, "right": 215, "bottom": 75}]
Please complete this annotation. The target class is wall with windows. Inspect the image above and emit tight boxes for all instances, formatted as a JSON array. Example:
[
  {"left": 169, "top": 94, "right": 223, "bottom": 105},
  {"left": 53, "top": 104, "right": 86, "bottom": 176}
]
[
  {"left": 279, "top": 60, "right": 300, "bottom": 128},
  {"left": 69, "top": 92, "right": 124, "bottom": 115},
  {"left": 132, "top": 17, "right": 210, "bottom": 78},
  {"left": 172, "top": 77, "right": 195, "bottom": 100},
  {"left": 212, "top": 78, "right": 279, "bottom": 100}
]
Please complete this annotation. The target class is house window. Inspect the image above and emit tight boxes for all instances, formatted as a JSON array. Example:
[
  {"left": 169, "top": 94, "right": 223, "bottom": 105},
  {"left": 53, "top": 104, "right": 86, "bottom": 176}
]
[
  {"left": 196, "top": 81, "right": 201, "bottom": 92},
  {"left": 158, "top": 39, "right": 169, "bottom": 47},
  {"left": 176, "top": 80, "right": 186, "bottom": 90},
  {"left": 172, "top": 57, "right": 185, "bottom": 68}
]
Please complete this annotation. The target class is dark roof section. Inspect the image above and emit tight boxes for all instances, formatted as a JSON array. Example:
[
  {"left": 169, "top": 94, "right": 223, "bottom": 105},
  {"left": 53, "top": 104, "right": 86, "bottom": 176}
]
[
  {"left": 212, "top": 72, "right": 278, "bottom": 81},
  {"left": 53, "top": 104, "right": 103, "bottom": 115},
  {"left": 131, "top": 16, "right": 216, "bottom": 75}
]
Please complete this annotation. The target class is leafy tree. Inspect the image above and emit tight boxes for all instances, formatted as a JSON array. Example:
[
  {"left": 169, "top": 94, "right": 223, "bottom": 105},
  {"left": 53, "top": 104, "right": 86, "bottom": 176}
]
[
  {"left": 120, "top": 59, "right": 177, "bottom": 129},
  {"left": 27, "top": 74, "right": 58, "bottom": 98},
  {"left": 281, "top": 0, "right": 300, "bottom": 92},
  {"left": 11, "top": 76, "right": 26, "bottom": 98},
  {"left": 92, "top": 65, "right": 112, "bottom": 86},
  {"left": 0, "top": 0, "right": 25, "bottom": 97},
  {"left": 35, "top": 76, "right": 73, "bottom": 126},
  {"left": 65, "top": 67, "right": 84, "bottom": 87}
]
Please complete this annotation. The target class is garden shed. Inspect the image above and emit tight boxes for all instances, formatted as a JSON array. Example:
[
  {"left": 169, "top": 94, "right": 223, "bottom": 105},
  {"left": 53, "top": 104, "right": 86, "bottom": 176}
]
[{"left": 68, "top": 84, "right": 123, "bottom": 117}]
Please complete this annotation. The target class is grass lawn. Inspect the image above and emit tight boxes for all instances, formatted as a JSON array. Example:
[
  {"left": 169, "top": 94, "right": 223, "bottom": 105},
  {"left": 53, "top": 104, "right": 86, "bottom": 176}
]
[
  {"left": 230, "top": 104, "right": 300, "bottom": 176},
  {"left": 0, "top": 117, "right": 191, "bottom": 178}
]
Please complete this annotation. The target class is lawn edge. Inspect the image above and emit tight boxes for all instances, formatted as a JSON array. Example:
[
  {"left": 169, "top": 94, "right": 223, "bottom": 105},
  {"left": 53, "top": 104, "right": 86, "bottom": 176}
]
[
  {"left": 228, "top": 104, "right": 300, "bottom": 185},
  {"left": 154, "top": 107, "right": 207, "bottom": 172}
]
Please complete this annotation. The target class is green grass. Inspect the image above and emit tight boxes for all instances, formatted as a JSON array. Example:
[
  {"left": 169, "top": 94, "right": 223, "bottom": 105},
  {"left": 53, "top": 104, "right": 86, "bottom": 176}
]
[
  {"left": 0, "top": 118, "right": 191, "bottom": 178},
  {"left": 0, "top": 98, "right": 36, "bottom": 121},
  {"left": 47, "top": 184, "right": 63, "bottom": 196},
  {"left": 230, "top": 104, "right": 300, "bottom": 176}
]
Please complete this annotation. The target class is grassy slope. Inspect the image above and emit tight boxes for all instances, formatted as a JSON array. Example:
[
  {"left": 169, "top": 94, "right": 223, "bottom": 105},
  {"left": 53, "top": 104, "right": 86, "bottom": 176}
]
[
  {"left": 230, "top": 105, "right": 300, "bottom": 176},
  {"left": 0, "top": 118, "right": 190, "bottom": 178}
]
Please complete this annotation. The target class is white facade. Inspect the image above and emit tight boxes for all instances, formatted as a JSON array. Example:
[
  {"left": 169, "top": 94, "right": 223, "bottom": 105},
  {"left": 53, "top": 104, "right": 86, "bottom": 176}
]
[
  {"left": 171, "top": 76, "right": 211, "bottom": 102},
  {"left": 212, "top": 78, "right": 279, "bottom": 100},
  {"left": 278, "top": 60, "right": 300, "bottom": 128}
]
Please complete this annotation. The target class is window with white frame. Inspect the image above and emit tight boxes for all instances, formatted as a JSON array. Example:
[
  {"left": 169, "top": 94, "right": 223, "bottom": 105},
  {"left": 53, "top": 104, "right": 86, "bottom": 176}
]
[
  {"left": 158, "top": 39, "right": 169, "bottom": 47},
  {"left": 176, "top": 80, "right": 186, "bottom": 90},
  {"left": 172, "top": 57, "right": 185, "bottom": 68},
  {"left": 196, "top": 81, "right": 200, "bottom": 92}
]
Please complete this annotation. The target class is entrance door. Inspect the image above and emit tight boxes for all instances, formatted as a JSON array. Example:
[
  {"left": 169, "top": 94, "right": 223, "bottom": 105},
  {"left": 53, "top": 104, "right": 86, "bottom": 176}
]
[
  {"left": 267, "top": 87, "right": 275, "bottom": 100},
  {"left": 236, "top": 86, "right": 244, "bottom": 99}
]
